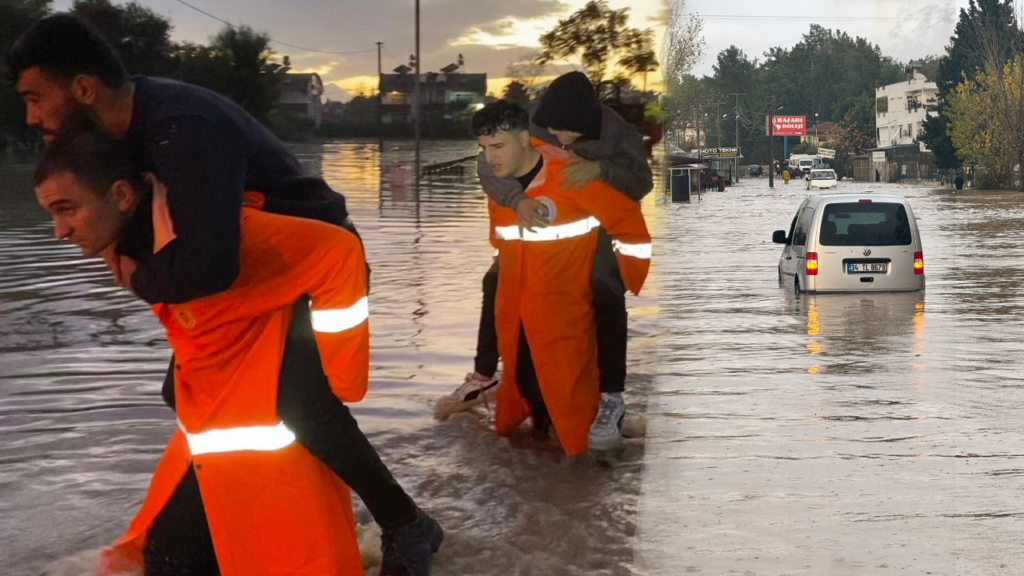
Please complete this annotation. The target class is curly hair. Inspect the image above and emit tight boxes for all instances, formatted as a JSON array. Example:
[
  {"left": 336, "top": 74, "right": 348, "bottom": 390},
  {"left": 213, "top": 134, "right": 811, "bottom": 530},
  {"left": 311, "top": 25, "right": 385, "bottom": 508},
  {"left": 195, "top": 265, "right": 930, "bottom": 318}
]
[
  {"left": 7, "top": 14, "right": 127, "bottom": 88},
  {"left": 471, "top": 100, "right": 529, "bottom": 137}
]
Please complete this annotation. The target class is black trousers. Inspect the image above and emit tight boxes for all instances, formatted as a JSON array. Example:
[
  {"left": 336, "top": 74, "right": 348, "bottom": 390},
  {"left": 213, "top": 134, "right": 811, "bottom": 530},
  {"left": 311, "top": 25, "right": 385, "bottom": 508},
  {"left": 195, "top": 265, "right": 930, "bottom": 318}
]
[
  {"left": 474, "top": 229, "right": 628, "bottom": 394},
  {"left": 144, "top": 466, "right": 219, "bottom": 575},
  {"left": 515, "top": 326, "right": 549, "bottom": 435},
  {"left": 154, "top": 299, "right": 417, "bottom": 568}
]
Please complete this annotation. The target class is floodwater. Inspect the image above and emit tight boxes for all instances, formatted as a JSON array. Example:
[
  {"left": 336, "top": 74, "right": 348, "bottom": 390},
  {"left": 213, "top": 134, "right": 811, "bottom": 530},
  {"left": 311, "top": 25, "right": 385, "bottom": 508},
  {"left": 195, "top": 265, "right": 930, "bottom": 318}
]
[
  {"left": 639, "top": 177, "right": 1024, "bottom": 575},
  {"left": 8, "top": 142, "right": 1024, "bottom": 576},
  {"left": 0, "top": 140, "right": 659, "bottom": 576}
]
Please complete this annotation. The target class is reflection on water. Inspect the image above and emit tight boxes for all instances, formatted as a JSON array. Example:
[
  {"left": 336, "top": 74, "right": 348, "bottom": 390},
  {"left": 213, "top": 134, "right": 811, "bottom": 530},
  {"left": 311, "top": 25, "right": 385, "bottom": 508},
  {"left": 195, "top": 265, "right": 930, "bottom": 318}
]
[
  {"left": 0, "top": 141, "right": 659, "bottom": 575},
  {"left": 639, "top": 179, "right": 1024, "bottom": 574}
]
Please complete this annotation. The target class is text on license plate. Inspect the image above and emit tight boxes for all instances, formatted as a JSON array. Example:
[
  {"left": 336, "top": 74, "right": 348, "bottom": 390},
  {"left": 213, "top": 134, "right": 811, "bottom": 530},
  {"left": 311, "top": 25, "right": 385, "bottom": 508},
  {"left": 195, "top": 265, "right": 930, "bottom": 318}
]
[{"left": 848, "top": 263, "right": 887, "bottom": 273}]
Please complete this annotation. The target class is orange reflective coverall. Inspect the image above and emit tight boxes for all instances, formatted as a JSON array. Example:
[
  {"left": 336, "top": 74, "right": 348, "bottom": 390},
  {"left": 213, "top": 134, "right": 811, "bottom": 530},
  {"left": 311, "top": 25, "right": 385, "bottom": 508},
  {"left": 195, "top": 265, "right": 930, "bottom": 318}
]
[
  {"left": 490, "top": 141, "right": 652, "bottom": 456},
  {"left": 99, "top": 199, "right": 369, "bottom": 575}
]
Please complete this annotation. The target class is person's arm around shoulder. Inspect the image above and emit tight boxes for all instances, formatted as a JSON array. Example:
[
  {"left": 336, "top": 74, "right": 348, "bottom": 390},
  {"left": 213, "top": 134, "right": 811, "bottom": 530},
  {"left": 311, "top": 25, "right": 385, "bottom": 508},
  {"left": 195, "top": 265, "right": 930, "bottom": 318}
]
[
  {"left": 129, "top": 116, "right": 246, "bottom": 305},
  {"left": 597, "top": 110, "right": 653, "bottom": 202}
]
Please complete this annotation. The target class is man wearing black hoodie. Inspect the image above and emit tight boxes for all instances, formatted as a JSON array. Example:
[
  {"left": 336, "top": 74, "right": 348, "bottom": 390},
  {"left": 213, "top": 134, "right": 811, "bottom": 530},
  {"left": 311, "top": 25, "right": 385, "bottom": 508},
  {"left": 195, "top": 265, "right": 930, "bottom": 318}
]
[
  {"left": 10, "top": 15, "right": 440, "bottom": 575},
  {"left": 436, "top": 72, "right": 652, "bottom": 451}
]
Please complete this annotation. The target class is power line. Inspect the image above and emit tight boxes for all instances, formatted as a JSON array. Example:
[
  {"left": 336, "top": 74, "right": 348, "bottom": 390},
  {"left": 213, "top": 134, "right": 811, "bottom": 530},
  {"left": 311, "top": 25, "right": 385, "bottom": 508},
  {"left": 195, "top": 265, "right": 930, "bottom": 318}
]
[
  {"left": 169, "top": 0, "right": 376, "bottom": 56},
  {"left": 382, "top": 46, "right": 406, "bottom": 69},
  {"left": 691, "top": 13, "right": 958, "bottom": 22}
]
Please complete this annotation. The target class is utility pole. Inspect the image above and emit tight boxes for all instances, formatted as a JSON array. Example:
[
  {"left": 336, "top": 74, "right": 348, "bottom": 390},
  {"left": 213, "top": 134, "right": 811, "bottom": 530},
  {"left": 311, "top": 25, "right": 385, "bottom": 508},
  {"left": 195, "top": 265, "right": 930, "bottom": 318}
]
[
  {"left": 729, "top": 92, "right": 745, "bottom": 182},
  {"left": 696, "top": 104, "right": 703, "bottom": 161},
  {"left": 413, "top": 0, "right": 421, "bottom": 181},
  {"left": 376, "top": 42, "right": 383, "bottom": 147},
  {"left": 769, "top": 95, "right": 775, "bottom": 189}
]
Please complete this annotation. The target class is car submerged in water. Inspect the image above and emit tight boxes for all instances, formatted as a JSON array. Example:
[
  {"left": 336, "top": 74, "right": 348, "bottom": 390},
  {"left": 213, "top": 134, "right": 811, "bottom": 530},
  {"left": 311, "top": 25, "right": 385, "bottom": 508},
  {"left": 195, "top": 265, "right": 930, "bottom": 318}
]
[
  {"left": 773, "top": 193, "right": 925, "bottom": 293},
  {"left": 805, "top": 169, "right": 838, "bottom": 190}
]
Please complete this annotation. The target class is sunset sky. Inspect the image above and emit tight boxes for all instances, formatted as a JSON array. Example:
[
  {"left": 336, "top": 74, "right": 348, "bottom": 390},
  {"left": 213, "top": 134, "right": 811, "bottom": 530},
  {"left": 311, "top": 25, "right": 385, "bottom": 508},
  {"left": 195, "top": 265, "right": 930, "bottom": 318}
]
[{"left": 52, "top": 0, "right": 668, "bottom": 101}]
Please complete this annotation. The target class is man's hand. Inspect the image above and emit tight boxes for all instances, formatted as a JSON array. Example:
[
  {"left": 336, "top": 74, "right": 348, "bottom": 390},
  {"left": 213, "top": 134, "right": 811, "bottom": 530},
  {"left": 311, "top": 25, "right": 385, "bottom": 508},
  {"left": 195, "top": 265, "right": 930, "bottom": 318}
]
[
  {"left": 515, "top": 197, "right": 550, "bottom": 230},
  {"left": 560, "top": 154, "right": 601, "bottom": 191},
  {"left": 147, "top": 173, "right": 176, "bottom": 253}
]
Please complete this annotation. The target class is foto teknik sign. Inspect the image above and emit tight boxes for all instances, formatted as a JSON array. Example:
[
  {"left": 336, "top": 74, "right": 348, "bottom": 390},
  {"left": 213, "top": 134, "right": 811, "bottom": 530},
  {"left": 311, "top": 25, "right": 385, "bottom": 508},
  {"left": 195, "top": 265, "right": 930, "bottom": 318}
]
[{"left": 766, "top": 115, "right": 806, "bottom": 136}]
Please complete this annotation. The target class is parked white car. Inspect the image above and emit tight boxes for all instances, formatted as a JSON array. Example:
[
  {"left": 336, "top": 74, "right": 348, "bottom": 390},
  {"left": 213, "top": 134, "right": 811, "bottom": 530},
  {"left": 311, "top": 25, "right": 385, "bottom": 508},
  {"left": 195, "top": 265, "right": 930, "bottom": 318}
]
[
  {"left": 773, "top": 194, "right": 925, "bottom": 293},
  {"left": 806, "top": 169, "right": 838, "bottom": 190}
]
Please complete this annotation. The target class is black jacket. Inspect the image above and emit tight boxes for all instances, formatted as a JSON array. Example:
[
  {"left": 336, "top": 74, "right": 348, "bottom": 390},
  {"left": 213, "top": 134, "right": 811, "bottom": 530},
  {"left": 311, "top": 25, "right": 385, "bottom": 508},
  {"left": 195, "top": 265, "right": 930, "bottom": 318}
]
[{"left": 117, "top": 76, "right": 351, "bottom": 305}]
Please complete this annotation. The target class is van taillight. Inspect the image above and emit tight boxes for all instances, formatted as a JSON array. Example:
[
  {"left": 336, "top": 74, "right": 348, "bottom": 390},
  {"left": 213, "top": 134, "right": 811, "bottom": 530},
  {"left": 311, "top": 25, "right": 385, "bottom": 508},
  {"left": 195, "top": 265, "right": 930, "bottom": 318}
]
[
  {"left": 859, "top": 199, "right": 872, "bottom": 203},
  {"left": 806, "top": 252, "right": 819, "bottom": 276},
  {"left": 914, "top": 252, "right": 924, "bottom": 275}
]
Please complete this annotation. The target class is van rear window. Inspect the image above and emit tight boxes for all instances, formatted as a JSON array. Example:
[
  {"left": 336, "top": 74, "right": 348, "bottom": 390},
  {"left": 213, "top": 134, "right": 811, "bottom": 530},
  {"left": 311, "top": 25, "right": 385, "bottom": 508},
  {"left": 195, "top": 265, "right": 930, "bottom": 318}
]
[{"left": 818, "top": 203, "right": 913, "bottom": 246}]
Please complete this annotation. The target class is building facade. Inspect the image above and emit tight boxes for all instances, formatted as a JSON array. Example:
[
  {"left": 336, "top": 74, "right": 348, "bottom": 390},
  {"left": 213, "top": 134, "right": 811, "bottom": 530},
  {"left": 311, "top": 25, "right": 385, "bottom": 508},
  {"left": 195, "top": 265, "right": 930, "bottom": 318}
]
[
  {"left": 875, "top": 64, "right": 939, "bottom": 148},
  {"left": 379, "top": 67, "right": 487, "bottom": 125},
  {"left": 801, "top": 122, "right": 839, "bottom": 147},
  {"left": 279, "top": 73, "right": 325, "bottom": 128}
]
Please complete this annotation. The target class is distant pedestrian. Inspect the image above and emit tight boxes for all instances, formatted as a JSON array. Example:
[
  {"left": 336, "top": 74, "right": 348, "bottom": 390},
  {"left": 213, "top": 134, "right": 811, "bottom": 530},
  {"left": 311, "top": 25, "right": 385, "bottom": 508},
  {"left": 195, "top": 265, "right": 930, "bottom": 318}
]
[{"left": 954, "top": 173, "right": 965, "bottom": 190}]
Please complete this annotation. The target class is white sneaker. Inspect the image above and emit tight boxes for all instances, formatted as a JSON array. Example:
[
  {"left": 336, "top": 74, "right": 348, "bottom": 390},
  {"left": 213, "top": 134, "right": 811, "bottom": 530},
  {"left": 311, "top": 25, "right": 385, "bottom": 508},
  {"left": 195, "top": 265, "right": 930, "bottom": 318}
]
[
  {"left": 588, "top": 392, "right": 625, "bottom": 451},
  {"left": 434, "top": 372, "right": 500, "bottom": 419}
]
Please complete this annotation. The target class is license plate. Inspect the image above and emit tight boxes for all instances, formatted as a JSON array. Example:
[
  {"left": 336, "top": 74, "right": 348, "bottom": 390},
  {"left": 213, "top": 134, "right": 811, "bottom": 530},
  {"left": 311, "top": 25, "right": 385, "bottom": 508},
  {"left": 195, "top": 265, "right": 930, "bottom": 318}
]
[{"left": 847, "top": 263, "right": 887, "bottom": 273}]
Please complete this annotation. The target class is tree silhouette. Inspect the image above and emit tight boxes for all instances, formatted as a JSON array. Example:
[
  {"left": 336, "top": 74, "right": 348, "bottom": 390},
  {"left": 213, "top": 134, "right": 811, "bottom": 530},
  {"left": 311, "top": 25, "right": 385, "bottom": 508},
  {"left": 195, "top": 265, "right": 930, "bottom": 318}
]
[
  {"left": 502, "top": 81, "right": 530, "bottom": 104},
  {"left": 618, "top": 28, "right": 659, "bottom": 91},
  {"left": 536, "top": 0, "right": 656, "bottom": 84}
]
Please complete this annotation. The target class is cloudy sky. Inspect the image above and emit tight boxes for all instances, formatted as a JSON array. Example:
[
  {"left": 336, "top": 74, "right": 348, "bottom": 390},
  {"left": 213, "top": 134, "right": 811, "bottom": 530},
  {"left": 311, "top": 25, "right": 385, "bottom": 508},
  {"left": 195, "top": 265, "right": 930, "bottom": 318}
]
[
  {"left": 685, "top": 0, "right": 972, "bottom": 77},
  {"left": 46, "top": 0, "right": 978, "bottom": 100},
  {"left": 52, "top": 0, "right": 667, "bottom": 101}
]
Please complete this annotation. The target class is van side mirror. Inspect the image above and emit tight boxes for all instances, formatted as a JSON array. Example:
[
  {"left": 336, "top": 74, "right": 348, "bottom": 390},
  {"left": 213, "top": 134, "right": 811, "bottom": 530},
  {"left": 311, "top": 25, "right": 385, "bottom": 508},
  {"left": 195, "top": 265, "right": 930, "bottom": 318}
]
[{"left": 772, "top": 230, "right": 788, "bottom": 244}]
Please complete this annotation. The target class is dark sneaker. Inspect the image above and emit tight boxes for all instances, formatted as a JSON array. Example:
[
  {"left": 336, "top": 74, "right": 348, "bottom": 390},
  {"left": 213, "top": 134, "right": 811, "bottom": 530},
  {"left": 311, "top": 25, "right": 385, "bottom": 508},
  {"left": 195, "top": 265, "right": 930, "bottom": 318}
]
[{"left": 379, "top": 509, "right": 444, "bottom": 576}]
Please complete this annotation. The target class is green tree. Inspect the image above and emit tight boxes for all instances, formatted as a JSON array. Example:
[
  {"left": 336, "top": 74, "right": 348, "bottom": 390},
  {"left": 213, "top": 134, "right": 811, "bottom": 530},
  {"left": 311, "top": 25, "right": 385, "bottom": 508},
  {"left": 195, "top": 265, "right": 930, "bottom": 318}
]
[
  {"left": 829, "top": 121, "right": 873, "bottom": 179},
  {"left": 831, "top": 93, "right": 875, "bottom": 140},
  {"left": 947, "top": 56, "right": 1024, "bottom": 190},
  {"left": 915, "top": 54, "right": 943, "bottom": 83},
  {"left": 71, "top": 0, "right": 174, "bottom": 75},
  {"left": 917, "top": 113, "right": 961, "bottom": 169},
  {"left": 208, "top": 25, "right": 287, "bottom": 123},
  {"left": 691, "top": 24, "right": 926, "bottom": 164},
  {"left": 919, "top": 0, "right": 1023, "bottom": 170}
]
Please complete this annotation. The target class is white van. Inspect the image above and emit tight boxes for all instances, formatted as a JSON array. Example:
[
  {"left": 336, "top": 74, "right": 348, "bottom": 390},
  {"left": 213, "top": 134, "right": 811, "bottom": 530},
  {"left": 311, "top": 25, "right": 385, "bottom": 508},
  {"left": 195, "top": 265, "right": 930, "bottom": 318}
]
[
  {"left": 806, "top": 169, "right": 838, "bottom": 190},
  {"left": 773, "top": 194, "right": 925, "bottom": 293}
]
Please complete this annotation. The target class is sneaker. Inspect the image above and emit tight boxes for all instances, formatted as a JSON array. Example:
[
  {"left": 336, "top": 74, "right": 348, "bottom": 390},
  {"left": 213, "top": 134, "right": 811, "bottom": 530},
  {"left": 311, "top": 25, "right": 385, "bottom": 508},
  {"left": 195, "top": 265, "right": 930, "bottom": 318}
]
[
  {"left": 588, "top": 392, "right": 625, "bottom": 451},
  {"left": 434, "top": 372, "right": 499, "bottom": 419},
  {"left": 379, "top": 508, "right": 444, "bottom": 576}
]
